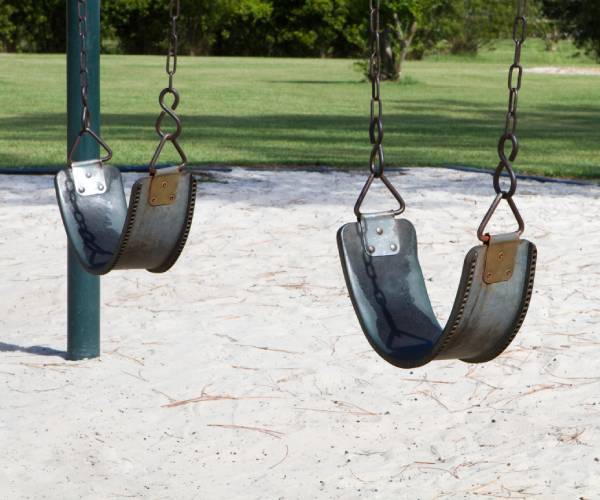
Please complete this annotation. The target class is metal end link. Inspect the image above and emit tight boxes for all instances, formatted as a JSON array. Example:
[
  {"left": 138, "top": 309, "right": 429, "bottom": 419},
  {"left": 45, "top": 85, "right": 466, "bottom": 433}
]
[
  {"left": 477, "top": 193, "right": 525, "bottom": 243},
  {"left": 354, "top": 173, "right": 405, "bottom": 220}
]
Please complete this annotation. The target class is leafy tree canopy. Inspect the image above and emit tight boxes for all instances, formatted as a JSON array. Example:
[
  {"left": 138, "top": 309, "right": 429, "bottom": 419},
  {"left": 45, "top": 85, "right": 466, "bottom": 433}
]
[
  {"left": 0, "top": 0, "right": 595, "bottom": 65},
  {"left": 542, "top": 0, "right": 600, "bottom": 59}
]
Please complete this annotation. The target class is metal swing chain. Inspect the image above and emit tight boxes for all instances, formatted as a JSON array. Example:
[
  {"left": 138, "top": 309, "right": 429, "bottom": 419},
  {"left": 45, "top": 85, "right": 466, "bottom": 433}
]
[
  {"left": 478, "top": 0, "right": 528, "bottom": 241},
  {"left": 496, "top": 0, "right": 527, "bottom": 196},
  {"left": 369, "top": 0, "right": 384, "bottom": 176},
  {"left": 67, "top": 0, "right": 113, "bottom": 165},
  {"left": 354, "top": 0, "right": 405, "bottom": 220},
  {"left": 77, "top": 0, "right": 91, "bottom": 132},
  {"left": 149, "top": 0, "right": 187, "bottom": 175},
  {"left": 166, "top": 0, "right": 179, "bottom": 91}
]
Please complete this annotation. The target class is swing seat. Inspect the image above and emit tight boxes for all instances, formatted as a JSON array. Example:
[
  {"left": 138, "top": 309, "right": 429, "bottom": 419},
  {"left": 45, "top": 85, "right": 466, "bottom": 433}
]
[
  {"left": 55, "top": 161, "right": 196, "bottom": 275},
  {"left": 337, "top": 214, "right": 537, "bottom": 368}
]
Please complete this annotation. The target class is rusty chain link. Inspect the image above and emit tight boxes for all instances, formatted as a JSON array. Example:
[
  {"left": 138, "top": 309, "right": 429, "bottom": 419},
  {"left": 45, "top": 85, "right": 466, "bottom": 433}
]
[
  {"left": 67, "top": 0, "right": 113, "bottom": 165},
  {"left": 494, "top": 0, "right": 527, "bottom": 198},
  {"left": 77, "top": 0, "right": 91, "bottom": 131},
  {"left": 149, "top": 0, "right": 187, "bottom": 174},
  {"left": 479, "top": 0, "right": 528, "bottom": 241},
  {"left": 166, "top": 0, "right": 179, "bottom": 89},
  {"left": 369, "top": 0, "right": 384, "bottom": 177},
  {"left": 354, "top": 0, "right": 405, "bottom": 219}
]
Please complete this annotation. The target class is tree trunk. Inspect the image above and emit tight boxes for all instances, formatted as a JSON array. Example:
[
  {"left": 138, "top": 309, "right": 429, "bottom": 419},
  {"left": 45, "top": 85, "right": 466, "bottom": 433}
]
[
  {"left": 383, "top": 14, "right": 418, "bottom": 82},
  {"left": 188, "top": 19, "right": 199, "bottom": 56},
  {"left": 545, "top": 27, "right": 561, "bottom": 52},
  {"left": 398, "top": 19, "right": 418, "bottom": 80},
  {"left": 382, "top": 28, "right": 396, "bottom": 80}
]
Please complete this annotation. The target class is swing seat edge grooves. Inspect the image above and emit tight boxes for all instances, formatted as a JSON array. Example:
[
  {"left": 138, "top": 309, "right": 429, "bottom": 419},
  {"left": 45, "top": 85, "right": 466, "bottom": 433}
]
[
  {"left": 459, "top": 241, "right": 537, "bottom": 364},
  {"left": 147, "top": 175, "right": 197, "bottom": 274}
]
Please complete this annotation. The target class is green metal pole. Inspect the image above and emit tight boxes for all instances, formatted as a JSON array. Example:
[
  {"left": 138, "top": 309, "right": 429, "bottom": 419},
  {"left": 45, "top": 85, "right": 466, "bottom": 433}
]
[{"left": 66, "top": 0, "right": 101, "bottom": 360}]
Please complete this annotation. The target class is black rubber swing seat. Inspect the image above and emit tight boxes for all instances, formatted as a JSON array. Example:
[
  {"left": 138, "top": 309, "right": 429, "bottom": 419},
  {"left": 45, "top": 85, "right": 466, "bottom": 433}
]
[
  {"left": 55, "top": 161, "right": 196, "bottom": 275},
  {"left": 337, "top": 215, "right": 537, "bottom": 369}
]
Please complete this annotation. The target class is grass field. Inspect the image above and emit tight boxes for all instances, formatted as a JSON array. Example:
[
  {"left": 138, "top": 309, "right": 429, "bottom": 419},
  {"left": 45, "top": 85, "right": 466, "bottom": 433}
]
[{"left": 0, "top": 39, "right": 598, "bottom": 178}]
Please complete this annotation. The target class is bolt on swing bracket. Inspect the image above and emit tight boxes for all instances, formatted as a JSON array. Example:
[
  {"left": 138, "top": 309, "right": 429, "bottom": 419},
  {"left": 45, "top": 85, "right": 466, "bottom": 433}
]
[
  {"left": 360, "top": 213, "right": 401, "bottom": 257},
  {"left": 71, "top": 159, "right": 108, "bottom": 196},
  {"left": 149, "top": 167, "right": 180, "bottom": 206},
  {"left": 479, "top": 194, "right": 524, "bottom": 284},
  {"left": 483, "top": 233, "right": 519, "bottom": 284}
]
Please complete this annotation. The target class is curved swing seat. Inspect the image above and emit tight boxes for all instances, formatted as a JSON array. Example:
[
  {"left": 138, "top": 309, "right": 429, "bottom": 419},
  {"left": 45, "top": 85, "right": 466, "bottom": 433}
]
[
  {"left": 337, "top": 215, "right": 537, "bottom": 368},
  {"left": 55, "top": 161, "right": 196, "bottom": 275}
]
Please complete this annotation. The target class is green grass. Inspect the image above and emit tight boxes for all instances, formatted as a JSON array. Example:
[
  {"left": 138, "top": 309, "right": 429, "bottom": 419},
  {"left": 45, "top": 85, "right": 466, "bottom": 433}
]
[{"left": 0, "top": 39, "right": 599, "bottom": 178}]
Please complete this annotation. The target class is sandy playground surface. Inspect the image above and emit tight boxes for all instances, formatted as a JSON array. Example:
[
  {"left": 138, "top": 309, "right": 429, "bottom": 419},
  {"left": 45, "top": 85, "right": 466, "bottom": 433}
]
[{"left": 1, "top": 167, "right": 599, "bottom": 499}]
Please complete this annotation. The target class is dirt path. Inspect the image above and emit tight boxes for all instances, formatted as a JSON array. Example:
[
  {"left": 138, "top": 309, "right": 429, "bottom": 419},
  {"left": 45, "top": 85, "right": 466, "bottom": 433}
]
[{"left": 530, "top": 65, "right": 600, "bottom": 76}]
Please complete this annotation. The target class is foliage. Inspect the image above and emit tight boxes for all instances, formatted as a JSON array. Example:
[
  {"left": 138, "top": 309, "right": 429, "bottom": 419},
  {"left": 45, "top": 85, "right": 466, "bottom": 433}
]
[
  {"left": 214, "top": 0, "right": 274, "bottom": 56},
  {"left": 269, "top": 0, "right": 362, "bottom": 57},
  {"left": 102, "top": 0, "right": 166, "bottom": 54},
  {"left": 542, "top": 0, "right": 600, "bottom": 60},
  {"left": 0, "top": 0, "right": 65, "bottom": 52},
  {"left": 0, "top": 3, "right": 16, "bottom": 51},
  {"left": 1, "top": 40, "right": 598, "bottom": 179},
  {"left": 358, "top": 0, "right": 541, "bottom": 81},
  {"left": 376, "top": 0, "right": 453, "bottom": 80},
  {"left": 0, "top": 0, "right": 598, "bottom": 65}
]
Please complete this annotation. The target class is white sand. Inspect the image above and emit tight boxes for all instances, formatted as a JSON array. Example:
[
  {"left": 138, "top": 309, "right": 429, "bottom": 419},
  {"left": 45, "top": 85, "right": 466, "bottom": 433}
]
[{"left": 1, "top": 168, "right": 599, "bottom": 499}]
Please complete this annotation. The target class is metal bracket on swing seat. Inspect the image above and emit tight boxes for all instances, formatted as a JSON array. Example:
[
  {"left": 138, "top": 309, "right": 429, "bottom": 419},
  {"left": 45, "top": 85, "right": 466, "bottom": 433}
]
[
  {"left": 359, "top": 213, "right": 401, "bottom": 257},
  {"left": 71, "top": 159, "right": 108, "bottom": 197},
  {"left": 483, "top": 233, "right": 520, "bottom": 284},
  {"left": 149, "top": 167, "right": 180, "bottom": 207}
]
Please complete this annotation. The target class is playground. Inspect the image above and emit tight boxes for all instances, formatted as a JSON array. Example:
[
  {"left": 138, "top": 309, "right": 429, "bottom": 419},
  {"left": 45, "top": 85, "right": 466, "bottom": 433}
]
[
  {"left": 2, "top": 0, "right": 600, "bottom": 498},
  {"left": 2, "top": 168, "right": 599, "bottom": 498}
]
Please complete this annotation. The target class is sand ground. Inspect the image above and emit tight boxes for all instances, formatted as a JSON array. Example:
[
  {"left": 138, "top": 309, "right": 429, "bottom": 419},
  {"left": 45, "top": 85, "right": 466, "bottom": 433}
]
[{"left": 1, "top": 168, "right": 599, "bottom": 499}]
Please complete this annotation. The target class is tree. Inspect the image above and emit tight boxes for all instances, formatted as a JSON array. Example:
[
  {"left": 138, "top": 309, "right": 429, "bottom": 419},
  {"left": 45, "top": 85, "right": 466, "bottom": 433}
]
[
  {"left": 0, "top": 0, "right": 565, "bottom": 61},
  {"left": 0, "top": 0, "right": 65, "bottom": 52},
  {"left": 0, "top": 3, "right": 15, "bottom": 51},
  {"left": 542, "top": 0, "right": 600, "bottom": 60},
  {"left": 102, "top": 1, "right": 167, "bottom": 54},
  {"left": 371, "top": 0, "right": 545, "bottom": 82},
  {"left": 179, "top": 0, "right": 235, "bottom": 55},
  {"left": 377, "top": 0, "right": 453, "bottom": 80},
  {"left": 271, "top": 0, "right": 363, "bottom": 57},
  {"left": 441, "top": 0, "right": 516, "bottom": 54},
  {"left": 214, "top": 0, "right": 274, "bottom": 56},
  {"left": 103, "top": 0, "right": 270, "bottom": 56}
]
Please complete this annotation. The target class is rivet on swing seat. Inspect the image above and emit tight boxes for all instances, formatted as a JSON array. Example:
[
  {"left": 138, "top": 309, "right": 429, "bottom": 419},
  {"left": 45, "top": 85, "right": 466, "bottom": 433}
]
[{"left": 338, "top": 214, "right": 537, "bottom": 368}]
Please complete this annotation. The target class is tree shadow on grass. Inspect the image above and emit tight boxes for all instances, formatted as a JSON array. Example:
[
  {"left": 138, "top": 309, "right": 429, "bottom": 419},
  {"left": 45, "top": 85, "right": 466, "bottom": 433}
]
[
  {"left": 267, "top": 80, "right": 363, "bottom": 85},
  {"left": 0, "top": 99, "right": 598, "bottom": 181},
  {"left": 1, "top": 99, "right": 598, "bottom": 144}
]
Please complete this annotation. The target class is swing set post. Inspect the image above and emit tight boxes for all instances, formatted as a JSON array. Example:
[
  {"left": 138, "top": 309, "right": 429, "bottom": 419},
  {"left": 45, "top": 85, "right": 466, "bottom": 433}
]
[{"left": 66, "top": 0, "right": 101, "bottom": 360}]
